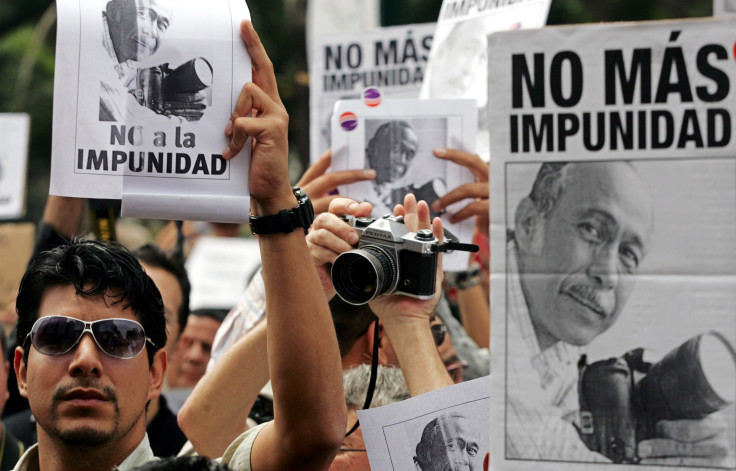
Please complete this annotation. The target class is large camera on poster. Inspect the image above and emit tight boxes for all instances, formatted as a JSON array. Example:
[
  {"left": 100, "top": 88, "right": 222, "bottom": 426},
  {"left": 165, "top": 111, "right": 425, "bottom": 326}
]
[
  {"left": 331, "top": 215, "right": 477, "bottom": 306},
  {"left": 577, "top": 332, "right": 736, "bottom": 463},
  {"left": 135, "top": 57, "right": 213, "bottom": 122}
]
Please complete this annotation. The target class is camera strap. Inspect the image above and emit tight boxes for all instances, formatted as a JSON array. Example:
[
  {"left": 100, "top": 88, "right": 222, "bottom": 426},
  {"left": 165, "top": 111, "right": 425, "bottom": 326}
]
[{"left": 345, "top": 318, "right": 380, "bottom": 438}]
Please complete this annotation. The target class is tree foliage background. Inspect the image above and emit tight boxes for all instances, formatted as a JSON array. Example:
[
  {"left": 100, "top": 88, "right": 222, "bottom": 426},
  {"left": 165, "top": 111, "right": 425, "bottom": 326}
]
[{"left": 0, "top": 0, "right": 711, "bottom": 225}]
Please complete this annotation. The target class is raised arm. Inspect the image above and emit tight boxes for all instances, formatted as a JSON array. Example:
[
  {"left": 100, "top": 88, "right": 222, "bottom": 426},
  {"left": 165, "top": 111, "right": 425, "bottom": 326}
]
[{"left": 221, "top": 20, "right": 345, "bottom": 470}]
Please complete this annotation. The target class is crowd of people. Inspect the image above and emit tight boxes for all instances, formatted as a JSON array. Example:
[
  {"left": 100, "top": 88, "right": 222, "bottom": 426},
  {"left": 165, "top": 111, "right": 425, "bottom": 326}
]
[{"left": 0, "top": 2, "right": 492, "bottom": 469}]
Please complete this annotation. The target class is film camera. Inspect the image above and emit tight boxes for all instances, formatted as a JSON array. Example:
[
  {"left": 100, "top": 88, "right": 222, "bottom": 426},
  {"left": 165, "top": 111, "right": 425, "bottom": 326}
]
[
  {"left": 578, "top": 332, "right": 736, "bottom": 463},
  {"left": 135, "top": 57, "right": 213, "bottom": 121},
  {"left": 331, "top": 215, "right": 478, "bottom": 306}
]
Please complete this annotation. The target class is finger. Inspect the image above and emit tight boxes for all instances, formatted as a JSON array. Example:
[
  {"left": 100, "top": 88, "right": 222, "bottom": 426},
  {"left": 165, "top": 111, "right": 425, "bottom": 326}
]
[
  {"left": 307, "top": 225, "right": 357, "bottom": 259},
  {"left": 401, "top": 194, "right": 418, "bottom": 231},
  {"left": 297, "top": 149, "right": 332, "bottom": 187},
  {"left": 416, "top": 200, "right": 431, "bottom": 231},
  {"left": 432, "top": 216, "right": 444, "bottom": 243},
  {"left": 433, "top": 148, "right": 489, "bottom": 181},
  {"left": 393, "top": 204, "right": 406, "bottom": 219},
  {"left": 240, "top": 20, "right": 281, "bottom": 105},
  {"left": 431, "top": 182, "right": 489, "bottom": 213},
  {"left": 657, "top": 416, "right": 726, "bottom": 442},
  {"left": 301, "top": 168, "right": 376, "bottom": 198},
  {"left": 448, "top": 200, "right": 490, "bottom": 224},
  {"left": 326, "top": 198, "right": 373, "bottom": 217},
  {"left": 224, "top": 113, "right": 284, "bottom": 160},
  {"left": 638, "top": 438, "right": 729, "bottom": 459}
]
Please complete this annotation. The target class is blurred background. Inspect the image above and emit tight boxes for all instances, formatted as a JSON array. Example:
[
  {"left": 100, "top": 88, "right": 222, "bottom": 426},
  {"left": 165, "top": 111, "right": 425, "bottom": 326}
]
[{"left": 0, "top": 0, "right": 711, "bottom": 226}]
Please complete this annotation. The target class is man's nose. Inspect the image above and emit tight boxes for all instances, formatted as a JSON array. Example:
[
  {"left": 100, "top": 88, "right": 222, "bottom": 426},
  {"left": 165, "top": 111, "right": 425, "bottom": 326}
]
[
  {"left": 67, "top": 333, "right": 104, "bottom": 377},
  {"left": 587, "top": 245, "right": 620, "bottom": 289}
]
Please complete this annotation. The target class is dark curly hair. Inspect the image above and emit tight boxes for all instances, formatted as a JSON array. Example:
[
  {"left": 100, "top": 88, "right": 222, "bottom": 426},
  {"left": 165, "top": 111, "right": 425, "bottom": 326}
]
[{"left": 16, "top": 239, "right": 166, "bottom": 366}]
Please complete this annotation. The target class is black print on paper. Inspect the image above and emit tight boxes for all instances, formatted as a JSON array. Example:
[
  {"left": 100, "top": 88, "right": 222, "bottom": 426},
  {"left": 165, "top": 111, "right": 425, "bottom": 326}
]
[
  {"left": 99, "top": 0, "right": 212, "bottom": 123},
  {"left": 364, "top": 118, "right": 447, "bottom": 218},
  {"left": 504, "top": 159, "right": 736, "bottom": 467}
]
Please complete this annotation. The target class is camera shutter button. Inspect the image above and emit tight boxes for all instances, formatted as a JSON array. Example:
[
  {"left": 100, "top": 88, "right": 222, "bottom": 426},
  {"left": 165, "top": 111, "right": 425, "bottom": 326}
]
[{"left": 416, "top": 229, "right": 434, "bottom": 240}]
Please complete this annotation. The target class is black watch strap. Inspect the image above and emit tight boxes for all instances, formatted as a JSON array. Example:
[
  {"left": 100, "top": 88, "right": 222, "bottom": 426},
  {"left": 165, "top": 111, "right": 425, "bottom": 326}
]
[{"left": 249, "top": 187, "right": 314, "bottom": 235}]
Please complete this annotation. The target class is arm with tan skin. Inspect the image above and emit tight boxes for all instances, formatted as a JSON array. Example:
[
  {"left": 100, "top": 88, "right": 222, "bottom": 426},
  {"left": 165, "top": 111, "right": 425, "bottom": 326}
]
[
  {"left": 177, "top": 321, "right": 268, "bottom": 458},
  {"left": 430, "top": 148, "right": 491, "bottom": 349},
  {"left": 219, "top": 20, "right": 345, "bottom": 470},
  {"left": 307, "top": 195, "right": 454, "bottom": 396}
]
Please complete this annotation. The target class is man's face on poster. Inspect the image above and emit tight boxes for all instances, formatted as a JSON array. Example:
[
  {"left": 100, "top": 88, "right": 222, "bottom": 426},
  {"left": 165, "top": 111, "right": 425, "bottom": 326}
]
[
  {"left": 430, "top": 27, "right": 487, "bottom": 100},
  {"left": 418, "top": 414, "right": 482, "bottom": 471},
  {"left": 109, "top": 0, "right": 173, "bottom": 62},
  {"left": 516, "top": 162, "right": 653, "bottom": 349},
  {"left": 367, "top": 121, "right": 419, "bottom": 186}
]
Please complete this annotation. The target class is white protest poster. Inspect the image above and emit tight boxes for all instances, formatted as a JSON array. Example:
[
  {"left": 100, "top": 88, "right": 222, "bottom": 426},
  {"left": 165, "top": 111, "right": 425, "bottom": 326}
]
[
  {"left": 420, "top": 0, "right": 552, "bottom": 161},
  {"left": 488, "top": 18, "right": 736, "bottom": 470},
  {"left": 185, "top": 236, "right": 261, "bottom": 310},
  {"left": 0, "top": 113, "right": 30, "bottom": 219},
  {"left": 330, "top": 97, "right": 476, "bottom": 271},
  {"left": 305, "top": 0, "right": 380, "bottom": 66},
  {"left": 714, "top": 0, "right": 736, "bottom": 16},
  {"left": 310, "top": 23, "right": 435, "bottom": 164},
  {"left": 51, "top": 0, "right": 252, "bottom": 222},
  {"left": 358, "top": 376, "right": 490, "bottom": 470}
]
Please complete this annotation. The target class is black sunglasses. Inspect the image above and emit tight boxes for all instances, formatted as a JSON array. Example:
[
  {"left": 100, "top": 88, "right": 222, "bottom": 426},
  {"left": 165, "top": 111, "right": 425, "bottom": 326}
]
[
  {"left": 431, "top": 323, "right": 447, "bottom": 347},
  {"left": 26, "top": 316, "right": 157, "bottom": 359}
]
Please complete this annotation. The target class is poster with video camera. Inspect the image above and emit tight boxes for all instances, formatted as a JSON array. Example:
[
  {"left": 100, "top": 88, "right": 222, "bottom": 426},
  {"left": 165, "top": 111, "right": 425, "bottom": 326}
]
[
  {"left": 51, "top": 0, "right": 252, "bottom": 222},
  {"left": 419, "top": 0, "right": 552, "bottom": 162},
  {"left": 488, "top": 18, "right": 736, "bottom": 470},
  {"left": 309, "top": 23, "right": 435, "bottom": 164},
  {"left": 330, "top": 97, "right": 477, "bottom": 271}
]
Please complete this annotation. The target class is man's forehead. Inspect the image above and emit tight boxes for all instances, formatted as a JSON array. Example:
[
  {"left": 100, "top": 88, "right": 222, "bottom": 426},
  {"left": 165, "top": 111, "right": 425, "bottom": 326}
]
[
  {"left": 558, "top": 162, "right": 653, "bottom": 240},
  {"left": 137, "top": 0, "right": 173, "bottom": 19}
]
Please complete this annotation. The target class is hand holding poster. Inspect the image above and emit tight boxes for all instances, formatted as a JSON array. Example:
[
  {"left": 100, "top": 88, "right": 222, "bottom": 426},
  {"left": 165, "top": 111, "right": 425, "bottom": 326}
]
[
  {"left": 420, "top": 0, "right": 552, "bottom": 161},
  {"left": 51, "top": 0, "right": 252, "bottom": 222},
  {"left": 488, "top": 18, "right": 736, "bottom": 470}
]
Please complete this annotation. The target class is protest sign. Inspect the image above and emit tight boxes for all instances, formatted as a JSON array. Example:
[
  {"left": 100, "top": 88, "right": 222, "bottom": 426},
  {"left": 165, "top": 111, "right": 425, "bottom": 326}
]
[
  {"left": 714, "top": 0, "right": 736, "bottom": 16},
  {"left": 358, "top": 376, "right": 490, "bottom": 470},
  {"left": 0, "top": 223, "right": 34, "bottom": 312},
  {"left": 488, "top": 18, "right": 736, "bottom": 469},
  {"left": 330, "top": 97, "right": 477, "bottom": 271},
  {"left": 185, "top": 236, "right": 261, "bottom": 311},
  {"left": 305, "top": 0, "right": 380, "bottom": 66},
  {"left": 420, "top": 0, "right": 552, "bottom": 161},
  {"left": 309, "top": 23, "right": 435, "bottom": 164},
  {"left": 51, "top": 0, "right": 252, "bottom": 222},
  {"left": 0, "top": 113, "right": 30, "bottom": 220}
]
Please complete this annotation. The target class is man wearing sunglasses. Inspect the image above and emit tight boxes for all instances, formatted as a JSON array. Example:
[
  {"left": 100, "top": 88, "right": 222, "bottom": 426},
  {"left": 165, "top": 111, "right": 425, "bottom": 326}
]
[{"left": 12, "top": 20, "right": 346, "bottom": 471}]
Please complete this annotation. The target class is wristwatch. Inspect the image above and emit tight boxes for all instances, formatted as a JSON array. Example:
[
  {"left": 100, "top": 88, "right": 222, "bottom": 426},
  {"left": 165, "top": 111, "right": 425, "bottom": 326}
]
[
  {"left": 445, "top": 265, "right": 483, "bottom": 290},
  {"left": 249, "top": 187, "right": 315, "bottom": 235}
]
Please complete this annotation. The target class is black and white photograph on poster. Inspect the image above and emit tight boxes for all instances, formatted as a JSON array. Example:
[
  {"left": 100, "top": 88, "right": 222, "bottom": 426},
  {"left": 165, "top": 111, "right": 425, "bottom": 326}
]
[
  {"left": 330, "top": 97, "right": 477, "bottom": 271},
  {"left": 363, "top": 117, "right": 447, "bottom": 217},
  {"left": 98, "top": 0, "right": 213, "bottom": 123},
  {"left": 0, "top": 113, "right": 30, "bottom": 220},
  {"left": 309, "top": 23, "right": 435, "bottom": 164},
  {"left": 486, "top": 17, "right": 736, "bottom": 471},
  {"left": 419, "top": 0, "right": 551, "bottom": 161},
  {"left": 51, "top": 0, "right": 252, "bottom": 222},
  {"left": 358, "top": 376, "right": 490, "bottom": 470}
]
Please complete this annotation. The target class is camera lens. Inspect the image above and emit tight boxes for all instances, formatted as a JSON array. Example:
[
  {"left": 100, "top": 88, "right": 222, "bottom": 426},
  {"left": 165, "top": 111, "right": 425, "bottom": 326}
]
[{"left": 331, "top": 245, "right": 398, "bottom": 305}]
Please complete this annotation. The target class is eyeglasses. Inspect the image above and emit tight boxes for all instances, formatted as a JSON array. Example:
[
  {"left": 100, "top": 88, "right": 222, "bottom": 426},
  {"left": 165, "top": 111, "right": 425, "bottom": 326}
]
[
  {"left": 431, "top": 323, "right": 447, "bottom": 347},
  {"left": 26, "top": 316, "right": 158, "bottom": 359}
]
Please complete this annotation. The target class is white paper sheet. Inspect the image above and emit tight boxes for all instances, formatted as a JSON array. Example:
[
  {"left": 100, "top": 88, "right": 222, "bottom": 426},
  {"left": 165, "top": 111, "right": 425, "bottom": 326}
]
[
  {"left": 358, "top": 376, "right": 491, "bottom": 470},
  {"left": 0, "top": 113, "right": 30, "bottom": 220},
  {"left": 330, "top": 97, "right": 477, "bottom": 271},
  {"left": 488, "top": 18, "right": 736, "bottom": 470},
  {"left": 51, "top": 0, "right": 252, "bottom": 222},
  {"left": 420, "top": 0, "right": 552, "bottom": 161},
  {"left": 309, "top": 23, "right": 436, "bottom": 164}
]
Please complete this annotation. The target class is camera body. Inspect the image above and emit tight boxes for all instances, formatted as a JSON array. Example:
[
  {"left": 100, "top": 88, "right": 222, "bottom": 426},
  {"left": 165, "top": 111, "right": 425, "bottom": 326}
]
[
  {"left": 578, "top": 332, "right": 736, "bottom": 463},
  {"left": 135, "top": 57, "right": 213, "bottom": 120},
  {"left": 331, "top": 215, "right": 440, "bottom": 306}
]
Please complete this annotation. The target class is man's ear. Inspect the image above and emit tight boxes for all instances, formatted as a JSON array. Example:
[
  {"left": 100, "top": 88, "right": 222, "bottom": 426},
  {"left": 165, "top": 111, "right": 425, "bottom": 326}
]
[
  {"left": 515, "top": 197, "right": 544, "bottom": 255},
  {"left": 105, "top": 0, "right": 123, "bottom": 24},
  {"left": 147, "top": 349, "right": 167, "bottom": 401},
  {"left": 14, "top": 347, "right": 28, "bottom": 399}
]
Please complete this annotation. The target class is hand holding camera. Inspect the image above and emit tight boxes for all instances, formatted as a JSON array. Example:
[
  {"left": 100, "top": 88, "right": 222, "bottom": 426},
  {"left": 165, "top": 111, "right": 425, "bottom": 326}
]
[{"left": 135, "top": 57, "right": 213, "bottom": 122}]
